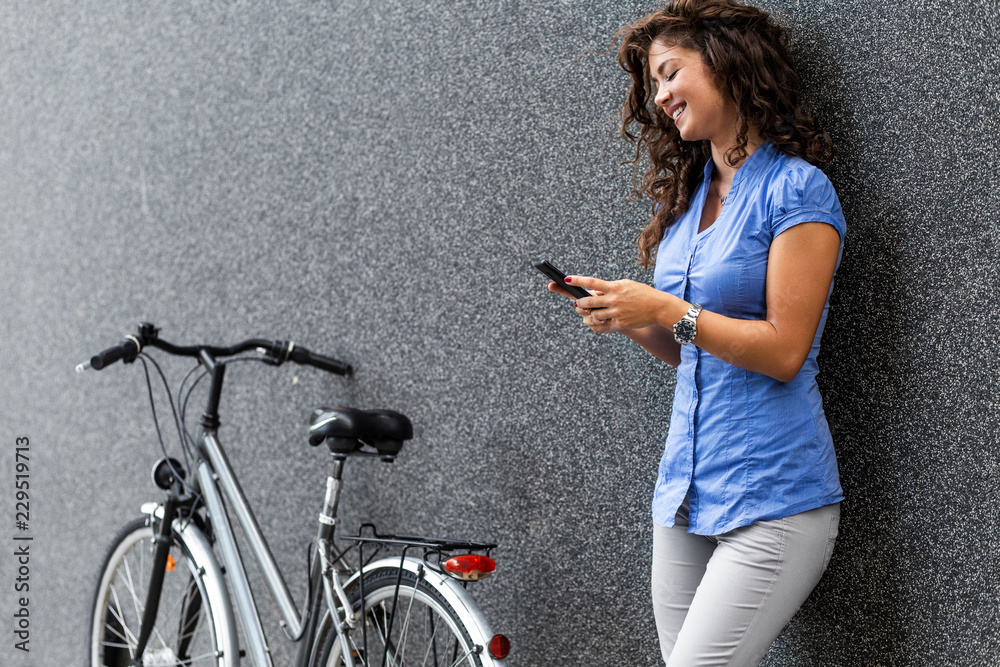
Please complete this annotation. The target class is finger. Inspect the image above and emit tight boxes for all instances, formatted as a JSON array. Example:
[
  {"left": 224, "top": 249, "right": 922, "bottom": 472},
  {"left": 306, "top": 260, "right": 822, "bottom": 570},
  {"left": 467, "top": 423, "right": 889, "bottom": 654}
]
[
  {"left": 547, "top": 282, "right": 576, "bottom": 299},
  {"left": 565, "top": 275, "right": 614, "bottom": 294},
  {"left": 576, "top": 295, "right": 601, "bottom": 310},
  {"left": 587, "top": 311, "right": 609, "bottom": 326}
]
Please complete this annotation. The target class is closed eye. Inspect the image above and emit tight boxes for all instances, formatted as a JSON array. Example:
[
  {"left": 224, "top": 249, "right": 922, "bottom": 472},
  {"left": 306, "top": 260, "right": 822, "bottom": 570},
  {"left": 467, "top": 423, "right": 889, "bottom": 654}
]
[{"left": 651, "top": 69, "right": 679, "bottom": 90}]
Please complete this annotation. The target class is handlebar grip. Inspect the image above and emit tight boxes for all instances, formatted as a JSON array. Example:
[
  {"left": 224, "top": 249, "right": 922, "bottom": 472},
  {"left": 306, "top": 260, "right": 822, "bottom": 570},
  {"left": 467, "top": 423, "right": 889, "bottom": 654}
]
[
  {"left": 289, "top": 346, "right": 353, "bottom": 376},
  {"left": 90, "top": 336, "right": 141, "bottom": 371}
]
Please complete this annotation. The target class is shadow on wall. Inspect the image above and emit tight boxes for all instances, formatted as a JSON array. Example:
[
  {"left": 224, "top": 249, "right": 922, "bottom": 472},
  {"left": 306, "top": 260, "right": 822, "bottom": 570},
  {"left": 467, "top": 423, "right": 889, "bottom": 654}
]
[
  {"left": 770, "top": 15, "right": 911, "bottom": 663},
  {"left": 811, "top": 216, "right": 911, "bottom": 663}
]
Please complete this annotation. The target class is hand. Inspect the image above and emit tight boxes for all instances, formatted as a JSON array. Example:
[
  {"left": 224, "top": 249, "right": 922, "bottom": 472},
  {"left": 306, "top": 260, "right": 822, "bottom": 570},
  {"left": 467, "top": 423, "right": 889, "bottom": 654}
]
[
  {"left": 544, "top": 280, "right": 616, "bottom": 333},
  {"left": 576, "top": 289, "right": 620, "bottom": 334},
  {"left": 566, "top": 276, "right": 678, "bottom": 332}
]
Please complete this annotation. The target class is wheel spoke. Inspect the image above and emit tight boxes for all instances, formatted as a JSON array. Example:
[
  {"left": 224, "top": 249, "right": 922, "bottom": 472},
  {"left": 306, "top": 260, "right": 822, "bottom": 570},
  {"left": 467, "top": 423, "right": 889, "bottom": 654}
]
[
  {"left": 185, "top": 648, "right": 223, "bottom": 663},
  {"left": 375, "top": 600, "right": 402, "bottom": 667},
  {"left": 106, "top": 584, "right": 140, "bottom": 648},
  {"left": 121, "top": 547, "right": 145, "bottom": 640},
  {"left": 419, "top": 604, "right": 445, "bottom": 667},
  {"left": 445, "top": 647, "right": 478, "bottom": 667},
  {"left": 394, "top": 577, "right": 422, "bottom": 665}
]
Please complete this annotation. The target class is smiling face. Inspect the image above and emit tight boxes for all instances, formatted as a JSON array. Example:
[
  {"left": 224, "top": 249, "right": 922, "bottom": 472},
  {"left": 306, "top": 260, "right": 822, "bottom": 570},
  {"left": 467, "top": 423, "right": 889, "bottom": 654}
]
[{"left": 648, "top": 39, "right": 739, "bottom": 146}]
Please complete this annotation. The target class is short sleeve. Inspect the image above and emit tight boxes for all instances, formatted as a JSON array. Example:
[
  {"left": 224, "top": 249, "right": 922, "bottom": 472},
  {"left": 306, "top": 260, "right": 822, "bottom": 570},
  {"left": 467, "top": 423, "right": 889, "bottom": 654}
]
[{"left": 770, "top": 164, "right": 846, "bottom": 241}]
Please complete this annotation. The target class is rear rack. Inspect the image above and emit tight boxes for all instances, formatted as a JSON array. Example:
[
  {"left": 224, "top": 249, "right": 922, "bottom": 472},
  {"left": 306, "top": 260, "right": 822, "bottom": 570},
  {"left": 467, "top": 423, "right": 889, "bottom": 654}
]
[
  {"left": 349, "top": 521, "right": 494, "bottom": 553},
  {"left": 334, "top": 523, "right": 497, "bottom": 572}
]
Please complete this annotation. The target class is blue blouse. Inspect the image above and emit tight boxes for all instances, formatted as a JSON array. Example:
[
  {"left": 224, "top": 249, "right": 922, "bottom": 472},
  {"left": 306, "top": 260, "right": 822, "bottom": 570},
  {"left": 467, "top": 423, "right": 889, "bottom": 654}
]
[{"left": 651, "top": 142, "right": 846, "bottom": 535}]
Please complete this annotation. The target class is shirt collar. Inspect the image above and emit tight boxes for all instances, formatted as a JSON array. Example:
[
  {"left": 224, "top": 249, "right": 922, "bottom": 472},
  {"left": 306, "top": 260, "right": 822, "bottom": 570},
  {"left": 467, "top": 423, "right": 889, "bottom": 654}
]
[
  {"left": 705, "top": 141, "right": 777, "bottom": 187},
  {"left": 733, "top": 141, "right": 775, "bottom": 187},
  {"left": 702, "top": 141, "right": 775, "bottom": 196}
]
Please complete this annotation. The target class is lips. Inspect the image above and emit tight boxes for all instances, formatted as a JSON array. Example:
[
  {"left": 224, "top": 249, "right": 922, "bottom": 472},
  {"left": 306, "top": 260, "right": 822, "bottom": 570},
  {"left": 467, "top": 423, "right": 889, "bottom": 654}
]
[{"left": 667, "top": 102, "right": 686, "bottom": 122}]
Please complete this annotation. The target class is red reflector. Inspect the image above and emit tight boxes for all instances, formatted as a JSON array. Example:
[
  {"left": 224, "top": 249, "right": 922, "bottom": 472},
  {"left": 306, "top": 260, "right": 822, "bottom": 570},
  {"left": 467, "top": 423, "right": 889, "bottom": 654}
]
[
  {"left": 489, "top": 634, "right": 510, "bottom": 659},
  {"left": 443, "top": 554, "right": 496, "bottom": 581}
]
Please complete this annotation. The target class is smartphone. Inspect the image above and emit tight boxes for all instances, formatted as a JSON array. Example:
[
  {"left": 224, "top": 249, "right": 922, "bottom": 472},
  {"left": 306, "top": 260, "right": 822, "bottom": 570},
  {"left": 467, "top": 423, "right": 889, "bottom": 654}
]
[{"left": 533, "top": 260, "right": 593, "bottom": 299}]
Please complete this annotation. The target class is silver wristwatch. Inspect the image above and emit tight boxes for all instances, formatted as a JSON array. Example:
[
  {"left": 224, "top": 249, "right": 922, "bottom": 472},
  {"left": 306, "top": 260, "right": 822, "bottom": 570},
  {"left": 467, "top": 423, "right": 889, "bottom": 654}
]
[{"left": 672, "top": 303, "right": 703, "bottom": 345}]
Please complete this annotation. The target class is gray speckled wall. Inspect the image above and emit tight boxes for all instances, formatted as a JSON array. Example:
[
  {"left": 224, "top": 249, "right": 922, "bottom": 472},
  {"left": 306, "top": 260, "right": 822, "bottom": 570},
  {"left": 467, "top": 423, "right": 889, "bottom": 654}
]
[{"left": 1, "top": 0, "right": 997, "bottom": 665}]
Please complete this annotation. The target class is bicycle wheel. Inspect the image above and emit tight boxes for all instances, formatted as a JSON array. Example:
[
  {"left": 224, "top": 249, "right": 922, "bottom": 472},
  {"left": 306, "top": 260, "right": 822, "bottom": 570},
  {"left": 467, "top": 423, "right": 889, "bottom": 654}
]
[
  {"left": 314, "top": 566, "right": 485, "bottom": 667},
  {"left": 89, "top": 517, "right": 225, "bottom": 666}
]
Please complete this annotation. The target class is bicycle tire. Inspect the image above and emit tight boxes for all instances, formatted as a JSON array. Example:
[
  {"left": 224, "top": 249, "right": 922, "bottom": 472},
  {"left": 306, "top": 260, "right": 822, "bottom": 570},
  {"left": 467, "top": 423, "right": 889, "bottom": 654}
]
[
  {"left": 313, "top": 566, "right": 485, "bottom": 667},
  {"left": 88, "top": 517, "right": 227, "bottom": 667}
]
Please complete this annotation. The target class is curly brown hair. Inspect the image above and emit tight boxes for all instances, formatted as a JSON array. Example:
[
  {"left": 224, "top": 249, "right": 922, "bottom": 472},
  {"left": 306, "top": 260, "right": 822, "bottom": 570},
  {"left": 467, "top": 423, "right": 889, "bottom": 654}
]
[{"left": 617, "top": 0, "right": 834, "bottom": 268}]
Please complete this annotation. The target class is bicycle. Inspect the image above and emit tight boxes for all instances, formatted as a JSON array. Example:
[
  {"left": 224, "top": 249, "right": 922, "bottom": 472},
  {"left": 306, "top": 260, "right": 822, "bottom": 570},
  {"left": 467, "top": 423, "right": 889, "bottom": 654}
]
[{"left": 80, "top": 322, "right": 511, "bottom": 667}]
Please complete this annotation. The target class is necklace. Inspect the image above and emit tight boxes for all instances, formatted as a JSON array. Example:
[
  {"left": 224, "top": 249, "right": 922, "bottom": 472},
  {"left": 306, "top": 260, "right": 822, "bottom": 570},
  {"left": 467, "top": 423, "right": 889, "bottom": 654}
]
[{"left": 712, "top": 180, "right": 730, "bottom": 206}]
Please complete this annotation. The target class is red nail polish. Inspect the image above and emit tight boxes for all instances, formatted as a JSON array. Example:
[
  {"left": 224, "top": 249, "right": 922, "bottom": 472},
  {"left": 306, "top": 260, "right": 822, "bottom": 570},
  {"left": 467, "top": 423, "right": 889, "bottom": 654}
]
[
  {"left": 572, "top": 301, "right": 577, "bottom": 307},
  {"left": 565, "top": 276, "right": 573, "bottom": 283}
]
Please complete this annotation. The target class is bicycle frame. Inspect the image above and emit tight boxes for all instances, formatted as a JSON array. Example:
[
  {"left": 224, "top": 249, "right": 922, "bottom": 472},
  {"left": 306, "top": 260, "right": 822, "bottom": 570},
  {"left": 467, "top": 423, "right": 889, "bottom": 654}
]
[{"left": 185, "top": 354, "right": 347, "bottom": 667}]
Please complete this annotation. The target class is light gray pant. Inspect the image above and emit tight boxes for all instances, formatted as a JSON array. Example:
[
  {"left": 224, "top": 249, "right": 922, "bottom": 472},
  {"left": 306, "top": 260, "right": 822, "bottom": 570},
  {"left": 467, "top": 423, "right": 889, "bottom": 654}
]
[{"left": 651, "top": 500, "right": 840, "bottom": 666}]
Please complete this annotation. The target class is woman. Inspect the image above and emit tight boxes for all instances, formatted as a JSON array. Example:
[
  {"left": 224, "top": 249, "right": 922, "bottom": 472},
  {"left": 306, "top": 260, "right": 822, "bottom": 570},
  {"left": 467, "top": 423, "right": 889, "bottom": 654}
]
[{"left": 547, "top": 1, "right": 845, "bottom": 663}]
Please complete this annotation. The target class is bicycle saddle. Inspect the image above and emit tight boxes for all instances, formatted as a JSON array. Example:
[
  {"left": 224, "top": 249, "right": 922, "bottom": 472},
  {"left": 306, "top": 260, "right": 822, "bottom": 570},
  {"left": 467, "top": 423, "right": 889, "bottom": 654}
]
[{"left": 308, "top": 407, "right": 413, "bottom": 461}]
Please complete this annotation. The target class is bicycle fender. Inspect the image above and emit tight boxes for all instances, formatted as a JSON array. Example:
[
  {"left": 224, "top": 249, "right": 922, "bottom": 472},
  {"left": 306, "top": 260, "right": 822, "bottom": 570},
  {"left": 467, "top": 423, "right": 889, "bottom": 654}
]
[
  {"left": 346, "top": 557, "right": 508, "bottom": 666},
  {"left": 139, "top": 504, "right": 241, "bottom": 666}
]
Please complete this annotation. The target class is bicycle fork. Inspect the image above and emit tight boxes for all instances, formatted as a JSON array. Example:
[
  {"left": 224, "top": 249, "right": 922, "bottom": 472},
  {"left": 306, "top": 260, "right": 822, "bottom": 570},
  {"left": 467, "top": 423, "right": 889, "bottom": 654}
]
[{"left": 131, "top": 484, "right": 182, "bottom": 666}]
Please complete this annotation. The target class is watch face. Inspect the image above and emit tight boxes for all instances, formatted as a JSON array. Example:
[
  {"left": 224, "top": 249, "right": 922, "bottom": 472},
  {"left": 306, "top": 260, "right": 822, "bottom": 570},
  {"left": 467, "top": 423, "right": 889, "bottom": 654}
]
[{"left": 674, "top": 319, "right": 696, "bottom": 344}]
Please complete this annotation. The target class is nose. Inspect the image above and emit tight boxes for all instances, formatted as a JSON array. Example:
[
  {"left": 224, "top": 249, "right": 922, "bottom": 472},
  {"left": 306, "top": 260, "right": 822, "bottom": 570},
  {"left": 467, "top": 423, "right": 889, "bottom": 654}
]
[{"left": 654, "top": 83, "right": 670, "bottom": 109}]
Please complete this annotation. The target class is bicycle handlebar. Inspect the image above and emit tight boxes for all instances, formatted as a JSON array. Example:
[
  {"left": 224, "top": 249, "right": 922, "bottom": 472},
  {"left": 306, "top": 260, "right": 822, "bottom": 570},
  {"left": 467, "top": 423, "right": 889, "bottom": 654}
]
[
  {"left": 76, "top": 322, "right": 353, "bottom": 376},
  {"left": 286, "top": 346, "right": 352, "bottom": 375},
  {"left": 87, "top": 335, "right": 143, "bottom": 371}
]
